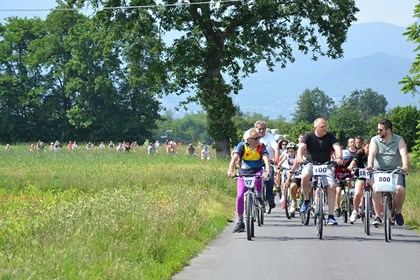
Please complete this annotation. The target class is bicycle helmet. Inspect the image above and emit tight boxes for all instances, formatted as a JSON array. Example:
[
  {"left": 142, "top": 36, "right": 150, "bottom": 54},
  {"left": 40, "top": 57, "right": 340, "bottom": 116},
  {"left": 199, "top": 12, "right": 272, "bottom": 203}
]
[
  {"left": 342, "top": 149, "right": 352, "bottom": 160},
  {"left": 286, "top": 142, "right": 297, "bottom": 150}
]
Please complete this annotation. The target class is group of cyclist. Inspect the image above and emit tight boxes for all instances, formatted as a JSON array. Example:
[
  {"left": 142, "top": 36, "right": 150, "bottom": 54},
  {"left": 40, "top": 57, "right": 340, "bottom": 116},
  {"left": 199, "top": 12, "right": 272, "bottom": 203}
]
[{"left": 228, "top": 117, "right": 410, "bottom": 234}]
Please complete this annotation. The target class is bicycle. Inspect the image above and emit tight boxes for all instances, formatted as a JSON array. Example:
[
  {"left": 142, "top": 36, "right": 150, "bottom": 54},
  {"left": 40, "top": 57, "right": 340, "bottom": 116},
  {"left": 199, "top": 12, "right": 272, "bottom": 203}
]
[
  {"left": 371, "top": 168, "right": 403, "bottom": 243},
  {"left": 311, "top": 161, "right": 336, "bottom": 239},
  {"left": 352, "top": 168, "right": 373, "bottom": 235},
  {"left": 337, "top": 178, "right": 353, "bottom": 224},
  {"left": 235, "top": 174, "right": 265, "bottom": 241}
]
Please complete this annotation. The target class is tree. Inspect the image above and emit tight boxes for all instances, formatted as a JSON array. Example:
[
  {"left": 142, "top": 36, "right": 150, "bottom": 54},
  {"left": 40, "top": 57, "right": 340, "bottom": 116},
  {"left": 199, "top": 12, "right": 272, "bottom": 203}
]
[
  {"left": 388, "top": 106, "right": 420, "bottom": 151},
  {"left": 346, "top": 89, "right": 388, "bottom": 120},
  {"left": 292, "top": 88, "right": 334, "bottom": 124},
  {"left": 328, "top": 98, "right": 366, "bottom": 146},
  {"left": 287, "top": 121, "right": 313, "bottom": 143},
  {"left": 0, "top": 17, "right": 46, "bottom": 142},
  {"left": 78, "top": 0, "right": 358, "bottom": 157},
  {"left": 400, "top": 2, "right": 420, "bottom": 96}
]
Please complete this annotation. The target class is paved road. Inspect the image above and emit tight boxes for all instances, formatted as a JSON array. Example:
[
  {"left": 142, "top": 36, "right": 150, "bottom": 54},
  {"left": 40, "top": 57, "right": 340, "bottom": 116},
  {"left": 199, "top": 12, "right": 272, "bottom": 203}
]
[{"left": 174, "top": 196, "right": 420, "bottom": 280}]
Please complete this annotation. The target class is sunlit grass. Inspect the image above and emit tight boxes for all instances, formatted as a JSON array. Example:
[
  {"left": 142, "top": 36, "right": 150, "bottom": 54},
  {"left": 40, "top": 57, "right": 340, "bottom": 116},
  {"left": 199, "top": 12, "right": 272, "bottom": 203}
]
[{"left": 0, "top": 147, "right": 235, "bottom": 279}]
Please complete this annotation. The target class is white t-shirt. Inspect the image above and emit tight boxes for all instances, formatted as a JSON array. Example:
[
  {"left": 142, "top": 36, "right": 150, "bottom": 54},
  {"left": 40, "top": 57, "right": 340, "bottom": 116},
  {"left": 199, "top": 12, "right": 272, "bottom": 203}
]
[{"left": 259, "top": 132, "right": 277, "bottom": 161}]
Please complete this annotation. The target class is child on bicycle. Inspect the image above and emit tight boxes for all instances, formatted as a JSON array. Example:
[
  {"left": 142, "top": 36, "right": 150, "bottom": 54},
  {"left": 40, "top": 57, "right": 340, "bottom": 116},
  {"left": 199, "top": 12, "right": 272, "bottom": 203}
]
[
  {"left": 228, "top": 128, "right": 270, "bottom": 233},
  {"left": 334, "top": 150, "right": 353, "bottom": 217}
]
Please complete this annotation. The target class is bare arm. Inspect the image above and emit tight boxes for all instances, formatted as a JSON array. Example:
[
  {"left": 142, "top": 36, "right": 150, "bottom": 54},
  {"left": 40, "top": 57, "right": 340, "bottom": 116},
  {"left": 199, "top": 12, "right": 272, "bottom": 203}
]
[
  {"left": 332, "top": 143, "right": 343, "bottom": 165},
  {"left": 227, "top": 153, "right": 240, "bottom": 177},
  {"left": 399, "top": 138, "right": 409, "bottom": 174},
  {"left": 296, "top": 143, "right": 307, "bottom": 164},
  {"left": 366, "top": 139, "right": 377, "bottom": 170}
]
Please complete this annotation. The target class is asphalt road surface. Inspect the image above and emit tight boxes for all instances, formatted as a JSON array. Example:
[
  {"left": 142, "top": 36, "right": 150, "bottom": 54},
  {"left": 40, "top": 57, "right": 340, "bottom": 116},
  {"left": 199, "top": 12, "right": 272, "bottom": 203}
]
[{"left": 174, "top": 196, "right": 420, "bottom": 280}]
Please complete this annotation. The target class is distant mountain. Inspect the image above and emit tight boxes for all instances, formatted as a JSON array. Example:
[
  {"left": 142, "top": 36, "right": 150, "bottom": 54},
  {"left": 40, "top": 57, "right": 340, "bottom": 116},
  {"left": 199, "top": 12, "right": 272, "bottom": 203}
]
[{"left": 160, "top": 22, "right": 420, "bottom": 119}]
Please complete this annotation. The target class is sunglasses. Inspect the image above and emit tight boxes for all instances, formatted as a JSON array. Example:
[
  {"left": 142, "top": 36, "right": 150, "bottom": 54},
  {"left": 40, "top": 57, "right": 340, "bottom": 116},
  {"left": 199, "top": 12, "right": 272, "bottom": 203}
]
[
  {"left": 377, "top": 128, "right": 384, "bottom": 132},
  {"left": 249, "top": 136, "right": 261, "bottom": 141}
]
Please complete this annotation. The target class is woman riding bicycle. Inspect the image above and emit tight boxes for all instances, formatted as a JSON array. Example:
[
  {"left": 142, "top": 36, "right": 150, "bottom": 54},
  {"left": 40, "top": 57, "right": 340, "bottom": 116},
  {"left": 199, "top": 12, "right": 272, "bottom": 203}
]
[{"left": 228, "top": 128, "right": 270, "bottom": 233}]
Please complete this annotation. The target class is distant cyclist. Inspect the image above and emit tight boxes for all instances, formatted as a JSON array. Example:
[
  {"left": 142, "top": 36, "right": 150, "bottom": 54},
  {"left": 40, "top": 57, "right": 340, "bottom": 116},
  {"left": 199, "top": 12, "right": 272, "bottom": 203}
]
[
  {"left": 334, "top": 149, "right": 353, "bottom": 217},
  {"left": 255, "top": 120, "right": 280, "bottom": 210},
  {"left": 366, "top": 118, "right": 409, "bottom": 227},
  {"left": 348, "top": 139, "right": 370, "bottom": 223},
  {"left": 281, "top": 142, "right": 302, "bottom": 215},
  {"left": 228, "top": 128, "right": 270, "bottom": 233},
  {"left": 293, "top": 118, "right": 343, "bottom": 226}
]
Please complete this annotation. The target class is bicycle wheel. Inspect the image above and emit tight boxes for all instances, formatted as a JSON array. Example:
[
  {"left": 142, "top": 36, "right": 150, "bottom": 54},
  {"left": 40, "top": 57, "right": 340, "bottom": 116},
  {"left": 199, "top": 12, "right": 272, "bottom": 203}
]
[
  {"left": 341, "top": 193, "right": 348, "bottom": 224},
  {"left": 316, "top": 189, "right": 324, "bottom": 239},
  {"left": 364, "top": 190, "right": 370, "bottom": 235},
  {"left": 260, "top": 203, "right": 264, "bottom": 225},
  {"left": 383, "top": 195, "right": 390, "bottom": 242},
  {"left": 251, "top": 206, "right": 255, "bottom": 238},
  {"left": 245, "top": 193, "right": 253, "bottom": 241},
  {"left": 285, "top": 185, "right": 292, "bottom": 219}
]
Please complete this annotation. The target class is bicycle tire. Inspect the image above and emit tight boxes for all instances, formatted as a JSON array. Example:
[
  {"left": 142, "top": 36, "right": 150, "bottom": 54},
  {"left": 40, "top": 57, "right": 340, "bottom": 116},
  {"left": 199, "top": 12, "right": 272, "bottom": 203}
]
[
  {"left": 316, "top": 189, "right": 324, "bottom": 239},
  {"left": 251, "top": 208, "right": 255, "bottom": 238},
  {"left": 246, "top": 193, "right": 252, "bottom": 241},
  {"left": 260, "top": 205, "right": 264, "bottom": 225},
  {"left": 285, "top": 185, "right": 291, "bottom": 219},
  {"left": 341, "top": 193, "right": 348, "bottom": 224},
  {"left": 384, "top": 195, "right": 390, "bottom": 242},
  {"left": 364, "top": 190, "right": 370, "bottom": 235}
]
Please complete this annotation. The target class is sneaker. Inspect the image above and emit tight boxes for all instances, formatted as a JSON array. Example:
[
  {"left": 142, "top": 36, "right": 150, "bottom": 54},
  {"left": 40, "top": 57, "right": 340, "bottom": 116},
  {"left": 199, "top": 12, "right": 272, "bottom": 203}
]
[
  {"left": 269, "top": 201, "right": 276, "bottom": 209},
  {"left": 290, "top": 201, "right": 296, "bottom": 214},
  {"left": 232, "top": 221, "right": 245, "bottom": 233},
  {"left": 334, "top": 208, "right": 342, "bottom": 217},
  {"left": 372, "top": 216, "right": 382, "bottom": 227},
  {"left": 256, "top": 197, "right": 265, "bottom": 209},
  {"left": 279, "top": 195, "right": 285, "bottom": 204},
  {"left": 395, "top": 213, "right": 404, "bottom": 226},
  {"left": 300, "top": 200, "right": 310, "bottom": 213},
  {"left": 349, "top": 210, "right": 358, "bottom": 224},
  {"left": 281, "top": 199, "right": 286, "bottom": 209},
  {"left": 327, "top": 216, "right": 338, "bottom": 226}
]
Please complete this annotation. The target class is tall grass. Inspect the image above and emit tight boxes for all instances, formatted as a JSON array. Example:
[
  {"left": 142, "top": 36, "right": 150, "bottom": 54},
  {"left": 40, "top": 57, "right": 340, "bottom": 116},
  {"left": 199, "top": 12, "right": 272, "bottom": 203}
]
[
  {"left": 0, "top": 147, "right": 235, "bottom": 279},
  {"left": 403, "top": 170, "right": 420, "bottom": 231},
  {"left": 0, "top": 146, "right": 419, "bottom": 278}
]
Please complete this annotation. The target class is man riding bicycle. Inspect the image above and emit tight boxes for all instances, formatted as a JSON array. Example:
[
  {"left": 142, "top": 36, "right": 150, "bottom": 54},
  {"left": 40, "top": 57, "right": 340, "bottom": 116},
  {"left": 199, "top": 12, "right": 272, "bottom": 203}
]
[
  {"left": 366, "top": 118, "right": 409, "bottom": 227},
  {"left": 292, "top": 118, "right": 343, "bottom": 226}
]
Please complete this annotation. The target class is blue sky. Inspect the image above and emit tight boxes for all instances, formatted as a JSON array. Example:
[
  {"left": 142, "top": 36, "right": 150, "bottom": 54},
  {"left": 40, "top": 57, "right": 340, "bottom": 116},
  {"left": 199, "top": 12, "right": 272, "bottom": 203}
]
[{"left": 0, "top": 0, "right": 418, "bottom": 26}]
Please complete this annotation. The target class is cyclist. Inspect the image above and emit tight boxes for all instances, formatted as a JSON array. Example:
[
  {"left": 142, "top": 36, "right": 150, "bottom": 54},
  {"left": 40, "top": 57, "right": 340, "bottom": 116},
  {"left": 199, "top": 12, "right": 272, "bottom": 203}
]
[
  {"left": 347, "top": 138, "right": 358, "bottom": 157},
  {"left": 277, "top": 142, "right": 297, "bottom": 208},
  {"left": 348, "top": 139, "right": 370, "bottom": 223},
  {"left": 334, "top": 150, "right": 353, "bottom": 217},
  {"left": 282, "top": 142, "right": 303, "bottom": 215},
  {"left": 293, "top": 118, "right": 343, "bottom": 226},
  {"left": 366, "top": 118, "right": 409, "bottom": 227},
  {"left": 255, "top": 120, "right": 280, "bottom": 210},
  {"left": 228, "top": 128, "right": 271, "bottom": 233},
  {"left": 354, "top": 135, "right": 363, "bottom": 150}
]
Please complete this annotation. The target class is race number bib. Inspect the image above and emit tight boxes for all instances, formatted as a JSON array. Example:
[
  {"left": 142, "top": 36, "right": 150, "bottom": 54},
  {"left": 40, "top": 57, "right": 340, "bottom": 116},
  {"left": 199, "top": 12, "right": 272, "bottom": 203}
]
[
  {"left": 373, "top": 173, "right": 396, "bottom": 192},
  {"left": 313, "top": 165, "right": 328, "bottom": 176},
  {"left": 243, "top": 177, "right": 255, "bottom": 188},
  {"left": 358, "top": 168, "right": 368, "bottom": 179}
]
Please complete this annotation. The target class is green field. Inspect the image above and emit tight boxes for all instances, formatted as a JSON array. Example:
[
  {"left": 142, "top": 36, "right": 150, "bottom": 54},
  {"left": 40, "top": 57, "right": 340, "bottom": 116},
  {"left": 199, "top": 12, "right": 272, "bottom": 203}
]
[{"left": 0, "top": 146, "right": 418, "bottom": 279}]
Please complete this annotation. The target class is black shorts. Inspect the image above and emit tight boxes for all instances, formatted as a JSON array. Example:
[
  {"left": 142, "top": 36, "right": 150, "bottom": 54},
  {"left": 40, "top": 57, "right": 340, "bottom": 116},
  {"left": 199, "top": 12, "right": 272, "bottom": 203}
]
[{"left": 291, "top": 177, "right": 301, "bottom": 188}]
